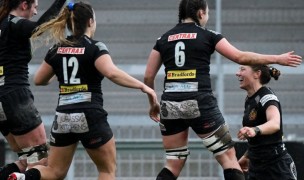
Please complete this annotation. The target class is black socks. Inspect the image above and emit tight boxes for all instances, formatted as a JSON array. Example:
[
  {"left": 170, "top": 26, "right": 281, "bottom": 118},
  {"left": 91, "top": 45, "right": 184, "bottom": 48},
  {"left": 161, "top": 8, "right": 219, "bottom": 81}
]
[
  {"left": 24, "top": 168, "right": 41, "bottom": 180},
  {"left": 224, "top": 168, "right": 245, "bottom": 180},
  {"left": 156, "top": 168, "right": 177, "bottom": 180}
]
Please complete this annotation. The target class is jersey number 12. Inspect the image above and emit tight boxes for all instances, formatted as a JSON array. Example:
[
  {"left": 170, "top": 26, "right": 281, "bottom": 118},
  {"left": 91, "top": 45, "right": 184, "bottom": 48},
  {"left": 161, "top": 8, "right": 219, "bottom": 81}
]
[{"left": 63, "top": 57, "right": 80, "bottom": 84}]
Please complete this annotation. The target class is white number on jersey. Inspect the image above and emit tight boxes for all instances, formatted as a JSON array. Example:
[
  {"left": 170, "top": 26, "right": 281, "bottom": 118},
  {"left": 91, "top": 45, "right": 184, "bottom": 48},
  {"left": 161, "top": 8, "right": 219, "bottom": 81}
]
[{"left": 63, "top": 57, "right": 80, "bottom": 84}]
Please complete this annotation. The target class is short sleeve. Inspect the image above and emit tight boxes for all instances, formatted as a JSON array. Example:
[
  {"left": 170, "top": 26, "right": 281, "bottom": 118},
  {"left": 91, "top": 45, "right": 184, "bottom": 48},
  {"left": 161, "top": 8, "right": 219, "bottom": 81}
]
[
  {"left": 10, "top": 17, "right": 38, "bottom": 38},
  {"left": 260, "top": 94, "right": 280, "bottom": 110},
  {"left": 153, "top": 37, "right": 162, "bottom": 52},
  {"left": 92, "top": 42, "right": 110, "bottom": 62},
  {"left": 44, "top": 45, "right": 58, "bottom": 65},
  {"left": 206, "top": 29, "right": 224, "bottom": 48}
]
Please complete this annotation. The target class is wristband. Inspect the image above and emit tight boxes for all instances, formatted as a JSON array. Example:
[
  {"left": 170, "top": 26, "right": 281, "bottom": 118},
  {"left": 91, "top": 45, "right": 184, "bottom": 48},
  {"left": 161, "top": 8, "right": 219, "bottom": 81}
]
[{"left": 254, "top": 126, "right": 261, "bottom": 136}]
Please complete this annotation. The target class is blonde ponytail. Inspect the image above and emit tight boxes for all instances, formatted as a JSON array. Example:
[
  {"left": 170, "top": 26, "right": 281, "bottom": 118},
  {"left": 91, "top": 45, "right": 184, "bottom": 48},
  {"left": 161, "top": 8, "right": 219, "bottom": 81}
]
[{"left": 31, "top": 7, "right": 75, "bottom": 46}]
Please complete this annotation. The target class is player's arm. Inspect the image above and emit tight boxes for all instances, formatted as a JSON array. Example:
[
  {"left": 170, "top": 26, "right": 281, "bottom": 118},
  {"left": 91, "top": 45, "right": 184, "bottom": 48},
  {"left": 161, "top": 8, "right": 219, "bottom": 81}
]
[
  {"left": 34, "top": 60, "right": 55, "bottom": 85},
  {"left": 215, "top": 38, "right": 302, "bottom": 67},
  {"left": 256, "top": 105, "right": 281, "bottom": 135},
  {"left": 144, "top": 49, "right": 162, "bottom": 89}
]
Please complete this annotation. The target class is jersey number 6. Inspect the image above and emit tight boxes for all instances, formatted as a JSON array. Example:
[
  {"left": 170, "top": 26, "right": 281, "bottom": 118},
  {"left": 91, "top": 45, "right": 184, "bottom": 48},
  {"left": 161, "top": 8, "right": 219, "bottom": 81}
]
[{"left": 175, "top": 41, "right": 185, "bottom": 67}]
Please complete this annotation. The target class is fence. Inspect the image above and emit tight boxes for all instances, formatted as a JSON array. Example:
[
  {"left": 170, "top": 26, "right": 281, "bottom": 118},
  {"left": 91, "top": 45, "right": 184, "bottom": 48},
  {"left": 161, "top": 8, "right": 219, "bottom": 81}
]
[{"left": 2, "top": 139, "right": 304, "bottom": 180}]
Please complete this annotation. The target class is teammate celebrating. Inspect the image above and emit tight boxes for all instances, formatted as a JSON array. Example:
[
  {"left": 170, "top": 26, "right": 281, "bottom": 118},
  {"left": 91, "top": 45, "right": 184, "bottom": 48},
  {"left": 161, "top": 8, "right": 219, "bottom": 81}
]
[
  {"left": 236, "top": 65, "right": 297, "bottom": 180},
  {"left": 8, "top": 1, "right": 159, "bottom": 180},
  {"left": 144, "top": 0, "right": 302, "bottom": 179},
  {"left": 0, "top": 0, "right": 66, "bottom": 179}
]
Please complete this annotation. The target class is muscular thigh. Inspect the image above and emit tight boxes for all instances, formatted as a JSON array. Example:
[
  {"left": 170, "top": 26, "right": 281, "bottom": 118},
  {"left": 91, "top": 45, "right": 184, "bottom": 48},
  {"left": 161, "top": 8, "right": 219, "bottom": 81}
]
[
  {"left": 50, "top": 108, "right": 113, "bottom": 149},
  {"left": 0, "top": 88, "right": 42, "bottom": 136}
]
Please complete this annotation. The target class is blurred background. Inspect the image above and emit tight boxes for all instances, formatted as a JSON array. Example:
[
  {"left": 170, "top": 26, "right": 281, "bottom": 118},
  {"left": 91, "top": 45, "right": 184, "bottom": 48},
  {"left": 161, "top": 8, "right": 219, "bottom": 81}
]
[{"left": 1, "top": 0, "right": 304, "bottom": 179}]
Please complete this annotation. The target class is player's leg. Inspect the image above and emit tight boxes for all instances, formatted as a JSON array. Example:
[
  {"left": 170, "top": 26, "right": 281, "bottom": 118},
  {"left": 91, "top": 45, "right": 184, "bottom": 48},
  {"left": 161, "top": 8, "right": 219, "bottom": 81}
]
[
  {"left": 86, "top": 137, "right": 116, "bottom": 180},
  {"left": 193, "top": 93, "right": 244, "bottom": 180},
  {"left": 9, "top": 144, "right": 77, "bottom": 180},
  {"left": 156, "top": 129, "right": 189, "bottom": 180},
  {"left": 81, "top": 108, "right": 116, "bottom": 180},
  {"left": 0, "top": 133, "right": 26, "bottom": 180},
  {"left": 0, "top": 88, "right": 48, "bottom": 179},
  {"left": 198, "top": 124, "right": 244, "bottom": 180}
]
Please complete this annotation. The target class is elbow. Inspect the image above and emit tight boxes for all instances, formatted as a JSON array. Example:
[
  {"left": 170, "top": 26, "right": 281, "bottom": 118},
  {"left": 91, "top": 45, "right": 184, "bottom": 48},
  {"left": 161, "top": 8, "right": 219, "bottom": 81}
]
[
  {"left": 234, "top": 53, "right": 247, "bottom": 65},
  {"left": 144, "top": 74, "right": 155, "bottom": 86},
  {"left": 34, "top": 81, "right": 48, "bottom": 86},
  {"left": 34, "top": 77, "right": 48, "bottom": 86},
  {"left": 105, "top": 71, "right": 119, "bottom": 81},
  {"left": 274, "top": 123, "right": 281, "bottom": 132},
  {"left": 230, "top": 51, "right": 251, "bottom": 65}
]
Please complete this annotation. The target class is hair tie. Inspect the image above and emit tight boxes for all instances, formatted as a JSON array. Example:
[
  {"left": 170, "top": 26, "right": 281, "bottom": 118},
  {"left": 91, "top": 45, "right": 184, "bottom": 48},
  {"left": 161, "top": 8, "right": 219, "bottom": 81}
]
[{"left": 67, "top": 2, "right": 75, "bottom": 11}]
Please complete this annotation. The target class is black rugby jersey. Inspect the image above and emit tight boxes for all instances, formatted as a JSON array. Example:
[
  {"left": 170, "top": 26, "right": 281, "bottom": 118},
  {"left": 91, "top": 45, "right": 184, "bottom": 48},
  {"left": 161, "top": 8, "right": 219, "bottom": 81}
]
[
  {"left": 45, "top": 35, "right": 109, "bottom": 110},
  {"left": 0, "top": 0, "right": 66, "bottom": 95},
  {"left": 153, "top": 23, "right": 223, "bottom": 93},
  {"left": 243, "top": 86, "right": 283, "bottom": 148}
]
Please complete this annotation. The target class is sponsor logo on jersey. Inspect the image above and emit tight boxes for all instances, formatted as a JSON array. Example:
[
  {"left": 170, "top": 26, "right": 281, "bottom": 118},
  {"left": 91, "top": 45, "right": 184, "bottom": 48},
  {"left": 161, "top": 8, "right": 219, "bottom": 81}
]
[
  {"left": 60, "top": 84, "right": 88, "bottom": 94},
  {"left": 57, "top": 47, "right": 85, "bottom": 55},
  {"left": 260, "top": 94, "right": 279, "bottom": 106},
  {"left": 0, "top": 66, "right": 3, "bottom": 75},
  {"left": 168, "top": 33, "right": 197, "bottom": 42},
  {"left": 165, "top": 82, "right": 198, "bottom": 92},
  {"left": 167, "top": 70, "right": 196, "bottom": 79},
  {"left": 249, "top": 109, "right": 257, "bottom": 121},
  {"left": 58, "top": 92, "right": 92, "bottom": 106}
]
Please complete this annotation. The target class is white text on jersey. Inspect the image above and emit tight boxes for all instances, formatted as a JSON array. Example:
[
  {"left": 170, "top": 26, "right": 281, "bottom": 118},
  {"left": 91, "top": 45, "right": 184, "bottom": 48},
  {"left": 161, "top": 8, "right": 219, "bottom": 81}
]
[
  {"left": 168, "top": 33, "right": 197, "bottom": 42},
  {"left": 57, "top": 47, "right": 85, "bottom": 55}
]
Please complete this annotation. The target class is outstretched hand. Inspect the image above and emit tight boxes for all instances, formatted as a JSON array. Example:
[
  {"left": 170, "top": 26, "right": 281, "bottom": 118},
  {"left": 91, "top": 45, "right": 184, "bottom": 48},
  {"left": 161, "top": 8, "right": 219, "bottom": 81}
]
[{"left": 277, "top": 51, "right": 302, "bottom": 67}]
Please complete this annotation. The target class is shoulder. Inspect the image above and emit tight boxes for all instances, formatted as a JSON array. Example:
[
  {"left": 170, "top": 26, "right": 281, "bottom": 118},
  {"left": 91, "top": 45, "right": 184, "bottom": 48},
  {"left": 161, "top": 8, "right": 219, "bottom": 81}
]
[
  {"left": 10, "top": 16, "right": 25, "bottom": 24},
  {"left": 83, "top": 36, "right": 109, "bottom": 52},
  {"left": 259, "top": 87, "right": 279, "bottom": 106},
  {"left": 204, "top": 28, "right": 221, "bottom": 36}
]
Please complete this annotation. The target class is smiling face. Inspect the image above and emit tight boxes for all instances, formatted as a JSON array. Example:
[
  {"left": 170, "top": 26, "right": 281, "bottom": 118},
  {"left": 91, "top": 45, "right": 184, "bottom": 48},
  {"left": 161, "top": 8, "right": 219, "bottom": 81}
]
[{"left": 236, "top": 65, "right": 260, "bottom": 91}]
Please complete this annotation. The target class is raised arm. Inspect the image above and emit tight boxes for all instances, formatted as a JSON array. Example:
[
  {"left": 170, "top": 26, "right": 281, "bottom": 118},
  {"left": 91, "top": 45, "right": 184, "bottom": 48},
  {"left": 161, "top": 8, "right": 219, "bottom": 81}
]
[{"left": 215, "top": 38, "right": 302, "bottom": 67}]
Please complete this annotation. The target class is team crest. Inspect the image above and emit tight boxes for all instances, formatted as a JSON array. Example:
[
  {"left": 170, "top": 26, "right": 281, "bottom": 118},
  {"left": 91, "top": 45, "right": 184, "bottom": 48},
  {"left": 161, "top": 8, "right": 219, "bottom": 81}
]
[{"left": 249, "top": 109, "right": 257, "bottom": 121}]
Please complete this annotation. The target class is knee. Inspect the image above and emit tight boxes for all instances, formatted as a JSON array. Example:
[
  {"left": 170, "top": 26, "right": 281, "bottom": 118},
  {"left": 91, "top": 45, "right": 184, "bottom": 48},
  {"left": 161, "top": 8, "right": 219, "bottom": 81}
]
[
  {"left": 51, "top": 167, "right": 68, "bottom": 179},
  {"left": 202, "top": 124, "right": 235, "bottom": 156},
  {"left": 100, "top": 161, "right": 116, "bottom": 174}
]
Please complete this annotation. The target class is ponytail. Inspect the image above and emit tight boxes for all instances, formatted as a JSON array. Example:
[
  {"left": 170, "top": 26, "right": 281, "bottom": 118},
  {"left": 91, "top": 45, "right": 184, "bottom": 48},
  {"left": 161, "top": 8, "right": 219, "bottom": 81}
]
[
  {"left": 251, "top": 65, "right": 281, "bottom": 85},
  {"left": 31, "top": 2, "right": 94, "bottom": 46},
  {"left": 31, "top": 7, "right": 73, "bottom": 45}
]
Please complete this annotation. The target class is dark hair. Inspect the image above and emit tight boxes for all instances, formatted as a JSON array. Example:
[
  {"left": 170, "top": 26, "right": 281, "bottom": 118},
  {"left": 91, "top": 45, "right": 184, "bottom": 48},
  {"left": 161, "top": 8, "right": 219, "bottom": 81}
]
[
  {"left": 31, "top": 2, "right": 94, "bottom": 45},
  {"left": 178, "top": 0, "right": 208, "bottom": 26},
  {"left": 0, "top": 0, "right": 35, "bottom": 22},
  {"left": 251, "top": 65, "right": 281, "bottom": 84}
]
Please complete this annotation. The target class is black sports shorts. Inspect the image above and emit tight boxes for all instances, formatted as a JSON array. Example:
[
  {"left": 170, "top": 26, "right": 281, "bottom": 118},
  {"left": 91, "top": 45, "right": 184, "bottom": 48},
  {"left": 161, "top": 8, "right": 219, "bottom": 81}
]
[
  {"left": 0, "top": 87, "right": 42, "bottom": 136},
  {"left": 49, "top": 108, "right": 113, "bottom": 149},
  {"left": 249, "top": 153, "right": 297, "bottom": 180},
  {"left": 159, "top": 92, "right": 225, "bottom": 136}
]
